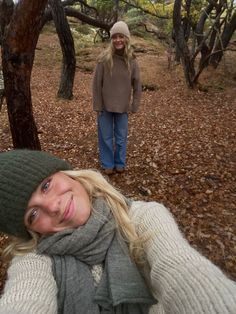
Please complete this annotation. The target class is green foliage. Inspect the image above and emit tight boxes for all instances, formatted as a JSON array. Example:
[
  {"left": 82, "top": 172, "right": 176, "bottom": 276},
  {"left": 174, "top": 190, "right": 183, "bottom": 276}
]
[
  {"left": 155, "top": 3, "right": 173, "bottom": 18},
  {"left": 88, "top": 0, "right": 116, "bottom": 21},
  {"left": 69, "top": 23, "right": 97, "bottom": 50},
  {"left": 156, "top": 3, "right": 174, "bottom": 36},
  {"left": 125, "top": 7, "right": 145, "bottom": 23},
  {"left": 90, "top": 0, "right": 114, "bottom": 11},
  {"left": 124, "top": 2, "right": 174, "bottom": 40},
  {"left": 132, "top": 0, "right": 173, "bottom": 17},
  {"left": 74, "top": 24, "right": 91, "bottom": 35},
  {"left": 125, "top": 8, "right": 149, "bottom": 37},
  {"left": 181, "top": 0, "right": 206, "bottom": 26}
]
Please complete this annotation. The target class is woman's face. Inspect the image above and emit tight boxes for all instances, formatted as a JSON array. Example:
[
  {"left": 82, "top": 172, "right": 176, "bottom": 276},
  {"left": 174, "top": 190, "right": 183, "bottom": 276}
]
[
  {"left": 112, "top": 33, "right": 126, "bottom": 51},
  {"left": 24, "top": 172, "right": 91, "bottom": 235}
]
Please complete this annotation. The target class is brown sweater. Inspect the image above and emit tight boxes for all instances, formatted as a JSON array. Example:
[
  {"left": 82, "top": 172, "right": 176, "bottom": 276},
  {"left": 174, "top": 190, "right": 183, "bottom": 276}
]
[{"left": 92, "top": 54, "right": 141, "bottom": 113}]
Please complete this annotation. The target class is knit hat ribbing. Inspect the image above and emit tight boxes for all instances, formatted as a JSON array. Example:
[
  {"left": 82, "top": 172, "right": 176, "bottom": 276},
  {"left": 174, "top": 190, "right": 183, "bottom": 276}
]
[
  {"left": 110, "top": 21, "right": 130, "bottom": 38},
  {"left": 0, "top": 149, "right": 72, "bottom": 240}
]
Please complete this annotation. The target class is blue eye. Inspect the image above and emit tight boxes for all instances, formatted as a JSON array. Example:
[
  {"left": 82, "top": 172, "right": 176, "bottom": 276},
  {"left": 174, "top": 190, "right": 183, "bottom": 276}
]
[
  {"left": 41, "top": 179, "right": 51, "bottom": 192},
  {"left": 28, "top": 208, "right": 38, "bottom": 225}
]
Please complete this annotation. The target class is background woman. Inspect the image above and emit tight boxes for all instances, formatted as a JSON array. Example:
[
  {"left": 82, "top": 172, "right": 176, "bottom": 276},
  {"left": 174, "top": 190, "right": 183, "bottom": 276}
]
[
  {"left": 92, "top": 21, "right": 142, "bottom": 175},
  {"left": 0, "top": 149, "right": 236, "bottom": 314}
]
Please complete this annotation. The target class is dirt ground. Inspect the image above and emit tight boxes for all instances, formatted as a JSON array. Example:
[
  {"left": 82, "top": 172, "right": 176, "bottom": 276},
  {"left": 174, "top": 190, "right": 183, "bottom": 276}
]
[{"left": 0, "top": 31, "right": 236, "bottom": 293}]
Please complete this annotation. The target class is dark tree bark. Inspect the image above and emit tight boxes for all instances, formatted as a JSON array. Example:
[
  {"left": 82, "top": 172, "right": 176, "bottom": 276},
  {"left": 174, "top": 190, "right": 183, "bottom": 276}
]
[
  {"left": 194, "top": 3, "right": 213, "bottom": 67},
  {"left": 114, "top": 0, "right": 119, "bottom": 20},
  {"left": 0, "top": 0, "right": 14, "bottom": 44},
  {"left": 1, "top": 0, "right": 48, "bottom": 149},
  {"left": 210, "top": 10, "right": 236, "bottom": 67},
  {"left": 182, "top": 0, "right": 191, "bottom": 41},
  {"left": 173, "top": 0, "right": 195, "bottom": 87},
  {"left": 49, "top": 0, "right": 76, "bottom": 100}
]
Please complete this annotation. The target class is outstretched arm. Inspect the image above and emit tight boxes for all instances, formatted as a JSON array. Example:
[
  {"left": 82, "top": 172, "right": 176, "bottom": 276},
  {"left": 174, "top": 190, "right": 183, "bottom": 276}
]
[
  {"left": 130, "top": 201, "right": 236, "bottom": 314},
  {"left": 0, "top": 253, "right": 57, "bottom": 314}
]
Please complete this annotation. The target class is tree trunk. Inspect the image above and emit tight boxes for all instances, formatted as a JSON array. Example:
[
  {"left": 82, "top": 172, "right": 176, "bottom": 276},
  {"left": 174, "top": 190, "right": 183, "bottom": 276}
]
[
  {"left": 173, "top": 0, "right": 195, "bottom": 88},
  {"left": 1, "top": 0, "right": 48, "bottom": 149},
  {"left": 0, "top": 0, "right": 14, "bottom": 44},
  {"left": 49, "top": 0, "right": 76, "bottom": 100},
  {"left": 210, "top": 10, "right": 236, "bottom": 67},
  {"left": 195, "top": 3, "right": 213, "bottom": 67}
]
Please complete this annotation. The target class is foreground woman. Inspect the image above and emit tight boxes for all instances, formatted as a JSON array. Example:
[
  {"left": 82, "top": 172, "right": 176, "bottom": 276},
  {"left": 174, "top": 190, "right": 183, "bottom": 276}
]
[{"left": 0, "top": 149, "right": 235, "bottom": 314}]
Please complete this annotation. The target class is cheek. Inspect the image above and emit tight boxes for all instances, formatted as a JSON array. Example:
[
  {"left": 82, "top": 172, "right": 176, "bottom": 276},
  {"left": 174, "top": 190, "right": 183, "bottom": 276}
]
[
  {"left": 30, "top": 217, "right": 55, "bottom": 235},
  {"left": 83, "top": 206, "right": 91, "bottom": 223},
  {"left": 77, "top": 206, "right": 91, "bottom": 225},
  {"left": 73, "top": 197, "right": 91, "bottom": 226}
]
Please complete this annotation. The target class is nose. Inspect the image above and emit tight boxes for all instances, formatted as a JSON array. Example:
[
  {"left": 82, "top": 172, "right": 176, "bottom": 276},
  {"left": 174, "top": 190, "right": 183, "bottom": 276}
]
[{"left": 42, "top": 195, "right": 61, "bottom": 216}]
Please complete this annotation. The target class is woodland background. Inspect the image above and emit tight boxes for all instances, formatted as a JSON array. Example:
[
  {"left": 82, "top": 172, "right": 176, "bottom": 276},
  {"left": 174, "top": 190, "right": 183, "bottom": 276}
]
[{"left": 0, "top": 0, "right": 236, "bottom": 293}]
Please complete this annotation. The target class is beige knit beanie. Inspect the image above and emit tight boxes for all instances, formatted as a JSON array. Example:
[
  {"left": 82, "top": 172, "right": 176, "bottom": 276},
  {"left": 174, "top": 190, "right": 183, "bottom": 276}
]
[{"left": 110, "top": 21, "right": 130, "bottom": 38}]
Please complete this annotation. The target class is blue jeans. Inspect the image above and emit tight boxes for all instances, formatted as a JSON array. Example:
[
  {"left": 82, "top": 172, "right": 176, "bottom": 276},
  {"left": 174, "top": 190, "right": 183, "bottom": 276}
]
[{"left": 97, "top": 111, "right": 128, "bottom": 169}]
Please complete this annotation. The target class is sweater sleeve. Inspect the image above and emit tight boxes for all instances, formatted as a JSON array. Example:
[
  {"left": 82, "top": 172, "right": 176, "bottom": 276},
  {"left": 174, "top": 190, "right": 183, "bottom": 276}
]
[
  {"left": 131, "top": 59, "right": 142, "bottom": 113},
  {"left": 129, "top": 201, "right": 236, "bottom": 314},
  {"left": 0, "top": 253, "right": 57, "bottom": 314},
  {"left": 92, "top": 62, "right": 104, "bottom": 112}
]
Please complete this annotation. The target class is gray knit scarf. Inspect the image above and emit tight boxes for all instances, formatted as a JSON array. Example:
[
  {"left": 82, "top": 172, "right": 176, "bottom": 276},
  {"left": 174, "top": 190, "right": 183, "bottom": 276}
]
[{"left": 37, "top": 198, "right": 156, "bottom": 314}]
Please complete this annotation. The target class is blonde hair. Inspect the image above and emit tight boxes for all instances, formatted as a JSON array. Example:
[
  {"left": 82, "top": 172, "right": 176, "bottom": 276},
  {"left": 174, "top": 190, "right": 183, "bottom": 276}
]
[
  {"left": 98, "top": 36, "right": 135, "bottom": 73},
  {"left": 3, "top": 170, "right": 146, "bottom": 265},
  {"left": 2, "top": 230, "right": 39, "bottom": 261}
]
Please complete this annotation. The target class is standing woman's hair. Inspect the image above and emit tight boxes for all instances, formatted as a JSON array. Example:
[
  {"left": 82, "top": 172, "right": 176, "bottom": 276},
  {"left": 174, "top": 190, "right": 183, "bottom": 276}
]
[
  {"left": 98, "top": 21, "right": 135, "bottom": 72},
  {"left": 98, "top": 38, "right": 134, "bottom": 72}
]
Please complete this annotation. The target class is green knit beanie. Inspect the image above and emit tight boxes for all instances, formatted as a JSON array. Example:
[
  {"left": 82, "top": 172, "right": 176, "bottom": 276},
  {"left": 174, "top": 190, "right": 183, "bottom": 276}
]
[{"left": 0, "top": 149, "right": 72, "bottom": 240}]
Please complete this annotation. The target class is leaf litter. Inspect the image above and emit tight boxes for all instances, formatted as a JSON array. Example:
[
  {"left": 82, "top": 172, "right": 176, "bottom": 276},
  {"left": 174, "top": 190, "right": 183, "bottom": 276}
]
[{"left": 0, "top": 32, "right": 235, "bottom": 293}]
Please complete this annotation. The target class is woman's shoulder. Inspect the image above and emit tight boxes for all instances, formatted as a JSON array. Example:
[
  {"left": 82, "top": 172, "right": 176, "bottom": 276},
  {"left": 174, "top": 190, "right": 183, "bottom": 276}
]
[
  {"left": 129, "top": 200, "right": 183, "bottom": 239},
  {"left": 9, "top": 251, "right": 52, "bottom": 271},
  {"left": 0, "top": 252, "right": 57, "bottom": 313},
  {"left": 130, "top": 200, "right": 164, "bottom": 210},
  {"left": 129, "top": 200, "right": 172, "bottom": 224},
  {"left": 97, "top": 48, "right": 110, "bottom": 63}
]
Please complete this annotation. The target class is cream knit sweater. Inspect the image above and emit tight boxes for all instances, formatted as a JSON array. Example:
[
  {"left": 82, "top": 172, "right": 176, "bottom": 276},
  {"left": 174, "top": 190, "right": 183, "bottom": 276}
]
[{"left": 0, "top": 201, "right": 236, "bottom": 313}]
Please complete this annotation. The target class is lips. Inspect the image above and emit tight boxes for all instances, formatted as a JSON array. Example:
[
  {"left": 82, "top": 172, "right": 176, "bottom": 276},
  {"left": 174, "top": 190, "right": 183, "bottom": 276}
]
[
  {"left": 62, "top": 196, "right": 75, "bottom": 223},
  {"left": 114, "top": 42, "right": 124, "bottom": 48}
]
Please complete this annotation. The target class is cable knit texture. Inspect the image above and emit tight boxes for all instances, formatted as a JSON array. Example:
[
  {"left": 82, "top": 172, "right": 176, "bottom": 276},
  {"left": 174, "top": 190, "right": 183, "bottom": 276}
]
[
  {"left": 1, "top": 201, "right": 236, "bottom": 313},
  {"left": 130, "top": 201, "right": 236, "bottom": 314},
  {"left": 0, "top": 253, "right": 57, "bottom": 314}
]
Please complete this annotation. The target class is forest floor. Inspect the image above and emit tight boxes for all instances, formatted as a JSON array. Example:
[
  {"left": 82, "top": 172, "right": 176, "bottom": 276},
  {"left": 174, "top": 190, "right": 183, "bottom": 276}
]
[{"left": 0, "top": 29, "right": 236, "bottom": 293}]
